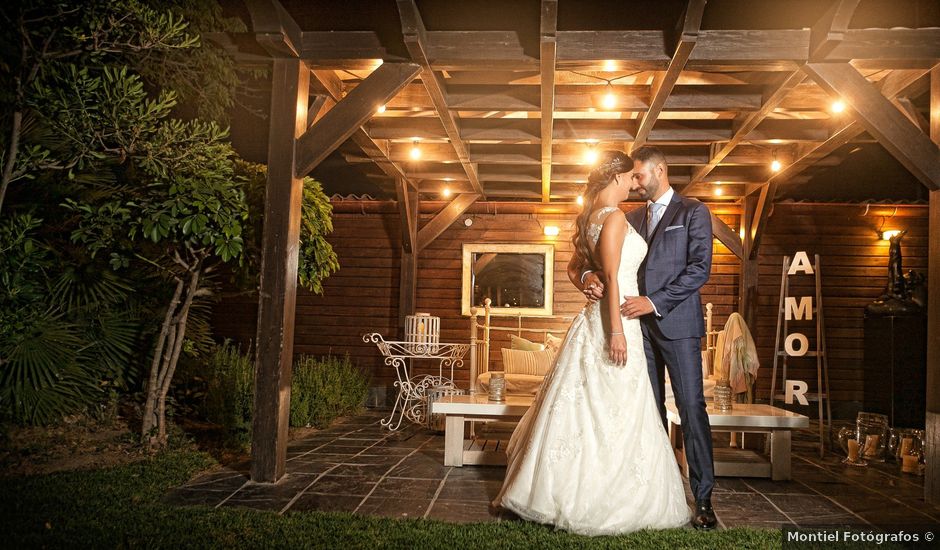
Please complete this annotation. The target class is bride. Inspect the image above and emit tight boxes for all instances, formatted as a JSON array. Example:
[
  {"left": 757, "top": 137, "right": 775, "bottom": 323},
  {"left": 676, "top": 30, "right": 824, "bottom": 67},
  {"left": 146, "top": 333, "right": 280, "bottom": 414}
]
[{"left": 492, "top": 151, "right": 691, "bottom": 535}]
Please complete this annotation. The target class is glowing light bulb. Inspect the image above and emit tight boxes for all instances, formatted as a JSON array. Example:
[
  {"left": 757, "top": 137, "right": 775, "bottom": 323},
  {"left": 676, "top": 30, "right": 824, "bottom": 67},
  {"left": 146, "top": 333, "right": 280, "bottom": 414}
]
[
  {"left": 714, "top": 185, "right": 723, "bottom": 196},
  {"left": 882, "top": 229, "right": 901, "bottom": 241},
  {"left": 442, "top": 186, "right": 452, "bottom": 198},
  {"left": 831, "top": 100, "right": 845, "bottom": 114},
  {"left": 584, "top": 147, "right": 599, "bottom": 165},
  {"left": 544, "top": 225, "right": 560, "bottom": 237},
  {"left": 576, "top": 195, "right": 584, "bottom": 206},
  {"left": 409, "top": 141, "right": 421, "bottom": 160},
  {"left": 771, "top": 159, "right": 782, "bottom": 172},
  {"left": 376, "top": 104, "right": 387, "bottom": 114},
  {"left": 603, "top": 60, "right": 617, "bottom": 71},
  {"left": 601, "top": 83, "right": 616, "bottom": 109}
]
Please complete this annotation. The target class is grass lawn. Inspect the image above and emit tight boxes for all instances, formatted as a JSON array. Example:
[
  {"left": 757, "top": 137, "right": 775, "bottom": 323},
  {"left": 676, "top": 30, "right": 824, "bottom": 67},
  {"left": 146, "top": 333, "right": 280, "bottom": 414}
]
[{"left": 1, "top": 449, "right": 783, "bottom": 549}]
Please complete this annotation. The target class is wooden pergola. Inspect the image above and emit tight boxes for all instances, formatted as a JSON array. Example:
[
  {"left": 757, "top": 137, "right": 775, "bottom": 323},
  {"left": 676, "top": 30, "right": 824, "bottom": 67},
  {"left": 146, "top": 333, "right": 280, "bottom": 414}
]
[{"left": 218, "top": 0, "right": 939, "bottom": 502}]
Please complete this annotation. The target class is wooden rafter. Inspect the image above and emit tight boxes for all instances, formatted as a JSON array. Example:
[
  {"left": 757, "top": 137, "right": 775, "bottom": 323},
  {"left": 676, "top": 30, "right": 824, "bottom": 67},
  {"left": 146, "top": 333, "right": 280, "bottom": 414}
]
[
  {"left": 397, "top": 0, "right": 485, "bottom": 197},
  {"left": 310, "top": 70, "right": 418, "bottom": 190},
  {"left": 540, "top": 0, "right": 558, "bottom": 203},
  {"left": 631, "top": 0, "right": 706, "bottom": 152},
  {"left": 809, "top": 0, "right": 861, "bottom": 60},
  {"left": 417, "top": 193, "right": 481, "bottom": 252},
  {"left": 766, "top": 69, "right": 928, "bottom": 191},
  {"left": 684, "top": 70, "right": 804, "bottom": 194},
  {"left": 710, "top": 211, "right": 743, "bottom": 260},
  {"left": 244, "top": 0, "right": 302, "bottom": 57},
  {"left": 295, "top": 62, "right": 421, "bottom": 178},
  {"left": 803, "top": 63, "right": 940, "bottom": 190}
]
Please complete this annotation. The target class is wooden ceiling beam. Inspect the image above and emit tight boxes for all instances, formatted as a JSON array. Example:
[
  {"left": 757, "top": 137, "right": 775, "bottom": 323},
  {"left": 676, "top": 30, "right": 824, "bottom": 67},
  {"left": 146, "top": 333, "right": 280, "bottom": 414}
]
[
  {"left": 310, "top": 70, "right": 419, "bottom": 191},
  {"left": 295, "top": 62, "right": 420, "bottom": 177},
  {"left": 804, "top": 62, "right": 940, "bottom": 190},
  {"left": 710, "top": 211, "right": 743, "bottom": 259},
  {"left": 632, "top": 0, "right": 706, "bottom": 152},
  {"left": 809, "top": 0, "right": 861, "bottom": 60},
  {"left": 398, "top": 0, "right": 486, "bottom": 197},
  {"left": 417, "top": 193, "right": 481, "bottom": 251},
  {"left": 684, "top": 70, "right": 805, "bottom": 194},
  {"left": 540, "top": 0, "right": 558, "bottom": 203},
  {"left": 244, "top": 0, "right": 302, "bottom": 57},
  {"left": 766, "top": 69, "right": 928, "bottom": 192}
]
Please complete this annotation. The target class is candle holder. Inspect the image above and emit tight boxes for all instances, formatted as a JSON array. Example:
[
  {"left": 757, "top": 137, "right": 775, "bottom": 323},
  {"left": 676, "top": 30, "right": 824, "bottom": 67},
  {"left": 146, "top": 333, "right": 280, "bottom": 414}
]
[
  {"left": 837, "top": 427, "right": 868, "bottom": 466},
  {"left": 488, "top": 371, "right": 506, "bottom": 402},
  {"left": 856, "top": 412, "right": 889, "bottom": 462},
  {"left": 887, "top": 428, "right": 925, "bottom": 462},
  {"left": 713, "top": 379, "right": 733, "bottom": 412}
]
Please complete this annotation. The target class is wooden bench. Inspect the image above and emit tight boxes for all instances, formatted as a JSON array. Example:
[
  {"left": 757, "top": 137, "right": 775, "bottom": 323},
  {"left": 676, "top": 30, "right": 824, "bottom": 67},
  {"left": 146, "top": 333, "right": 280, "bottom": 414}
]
[
  {"left": 667, "top": 401, "right": 809, "bottom": 481},
  {"left": 429, "top": 393, "right": 533, "bottom": 466}
]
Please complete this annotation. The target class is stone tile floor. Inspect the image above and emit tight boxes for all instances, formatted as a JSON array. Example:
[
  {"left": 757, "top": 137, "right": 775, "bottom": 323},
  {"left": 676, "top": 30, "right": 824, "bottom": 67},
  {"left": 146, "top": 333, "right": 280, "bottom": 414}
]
[{"left": 166, "top": 410, "right": 940, "bottom": 530}]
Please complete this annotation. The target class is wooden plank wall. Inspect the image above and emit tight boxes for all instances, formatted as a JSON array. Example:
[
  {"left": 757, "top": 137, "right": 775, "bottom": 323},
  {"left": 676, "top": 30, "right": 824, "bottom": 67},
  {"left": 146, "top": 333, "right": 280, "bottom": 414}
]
[
  {"left": 212, "top": 200, "right": 739, "bottom": 392},
  {"left": 210, "top": 199, "right": 930, "bottom": 417},
  {"left": 752, "top": 203, "right": 930, "bottom": 417}
]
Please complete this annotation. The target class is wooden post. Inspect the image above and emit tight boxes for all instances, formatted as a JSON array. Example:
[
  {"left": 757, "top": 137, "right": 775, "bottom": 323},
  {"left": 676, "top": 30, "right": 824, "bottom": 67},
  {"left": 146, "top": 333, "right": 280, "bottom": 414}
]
[
  {"left": 738, "top": 193, "right": 759, "bottom": 331},
  {"left": 251, "top": 58, "right": 309, "bottom": 483},
  {"left": 397, "top": 179, "right": 418, "bottom": 336},
  {"left": 926, "top": 64, "right": 940, "bottom": 505}
]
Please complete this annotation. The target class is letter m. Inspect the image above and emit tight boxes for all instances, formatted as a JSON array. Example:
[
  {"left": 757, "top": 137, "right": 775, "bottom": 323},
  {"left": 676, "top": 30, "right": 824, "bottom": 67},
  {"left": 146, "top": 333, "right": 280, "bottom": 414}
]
[{"left": 785, "top": 296, "right": 813, "bottom": 321}]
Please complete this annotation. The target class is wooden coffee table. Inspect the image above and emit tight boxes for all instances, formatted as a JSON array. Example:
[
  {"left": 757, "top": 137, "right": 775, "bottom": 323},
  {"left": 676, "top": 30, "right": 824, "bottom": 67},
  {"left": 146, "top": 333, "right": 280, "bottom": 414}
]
[
  {"left": 429, "top": 393, "right": 533, "bottom": 467},
  {"left": 667, "top": 401, "right": 809, "bottom": 481}
]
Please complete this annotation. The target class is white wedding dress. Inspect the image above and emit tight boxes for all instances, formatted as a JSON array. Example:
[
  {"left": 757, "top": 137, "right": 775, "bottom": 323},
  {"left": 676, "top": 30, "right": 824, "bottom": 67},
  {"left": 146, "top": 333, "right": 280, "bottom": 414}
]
[{"left": 495, "top": 206, "right": 691, "bottom": 535}]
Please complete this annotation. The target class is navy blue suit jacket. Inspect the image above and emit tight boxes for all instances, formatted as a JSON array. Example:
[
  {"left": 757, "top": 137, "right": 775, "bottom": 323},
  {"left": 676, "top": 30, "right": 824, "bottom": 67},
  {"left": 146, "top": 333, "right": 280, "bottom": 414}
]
[{"left": 626, "top": 191, "right": 713, "bottom": 340}]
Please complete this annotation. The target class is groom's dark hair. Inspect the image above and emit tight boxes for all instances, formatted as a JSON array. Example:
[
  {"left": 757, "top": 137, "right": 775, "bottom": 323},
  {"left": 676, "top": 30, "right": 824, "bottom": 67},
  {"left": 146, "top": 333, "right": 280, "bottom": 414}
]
[{"left": 632, "top": 145, "right": 667, "bottom": 169}]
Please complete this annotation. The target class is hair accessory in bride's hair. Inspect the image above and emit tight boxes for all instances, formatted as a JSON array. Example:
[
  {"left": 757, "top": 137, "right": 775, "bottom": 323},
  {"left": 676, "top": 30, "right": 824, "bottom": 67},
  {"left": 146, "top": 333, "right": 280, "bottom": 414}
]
[{"left": 587, "top": 151, "right": 632, "bottom": 184}]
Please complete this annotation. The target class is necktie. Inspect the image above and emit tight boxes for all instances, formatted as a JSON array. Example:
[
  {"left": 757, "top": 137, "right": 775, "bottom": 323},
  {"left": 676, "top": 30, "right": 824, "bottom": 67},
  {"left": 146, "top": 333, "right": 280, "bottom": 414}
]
[{"left": 647, "top": 202, "right": 664, "bottom": 238}]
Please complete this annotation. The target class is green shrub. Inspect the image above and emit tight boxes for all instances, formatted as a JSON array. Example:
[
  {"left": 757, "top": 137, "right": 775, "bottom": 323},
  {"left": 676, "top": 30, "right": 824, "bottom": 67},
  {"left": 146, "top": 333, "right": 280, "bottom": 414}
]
[
  {"left": 202, "top": 340, "right": 253, "bottom": 446},
  {"left": 290, "top": 354, "right": 369, "bottom": 429}
]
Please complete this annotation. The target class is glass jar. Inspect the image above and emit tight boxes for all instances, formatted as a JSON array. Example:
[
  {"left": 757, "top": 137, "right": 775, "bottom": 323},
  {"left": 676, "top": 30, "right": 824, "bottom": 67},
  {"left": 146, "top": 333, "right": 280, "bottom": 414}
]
[
  {"left": 887, "top": 428, "right": 925, "bottom": 462},
  {"left": 488, "top": 371, "right": 506, "bottom": 402},
  {"left": 856, "top": 412, "right": 889, "bottom": 462},
  {"left": 837, "top": 426, "right": 867, "bottom": 466}
]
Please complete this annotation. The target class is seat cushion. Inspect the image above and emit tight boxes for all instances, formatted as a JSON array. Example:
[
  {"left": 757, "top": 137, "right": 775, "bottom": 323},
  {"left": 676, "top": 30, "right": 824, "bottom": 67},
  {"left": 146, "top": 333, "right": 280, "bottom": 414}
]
[{"left": 477, "top": 371, "right": 544, "bottom": 395}]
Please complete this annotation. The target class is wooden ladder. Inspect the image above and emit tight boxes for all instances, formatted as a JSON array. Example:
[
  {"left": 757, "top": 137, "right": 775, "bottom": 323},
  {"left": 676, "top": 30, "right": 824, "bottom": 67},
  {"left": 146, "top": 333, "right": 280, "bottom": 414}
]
[{"left": 768, "top": 253, "right": 832, "bottom": 458}]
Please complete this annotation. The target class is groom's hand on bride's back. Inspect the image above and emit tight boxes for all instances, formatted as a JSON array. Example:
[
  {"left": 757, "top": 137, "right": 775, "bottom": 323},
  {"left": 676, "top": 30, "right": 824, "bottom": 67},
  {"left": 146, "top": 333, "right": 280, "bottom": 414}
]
[{"left": 582, "top": 272, "right": 605, "bottom": 302}]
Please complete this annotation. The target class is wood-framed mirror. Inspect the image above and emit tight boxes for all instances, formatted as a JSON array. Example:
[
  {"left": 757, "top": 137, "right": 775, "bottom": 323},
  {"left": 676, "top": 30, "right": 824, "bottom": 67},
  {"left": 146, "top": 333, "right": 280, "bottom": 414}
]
[{"left": 461, "top": 243, "right": 554, "bottom": 317}]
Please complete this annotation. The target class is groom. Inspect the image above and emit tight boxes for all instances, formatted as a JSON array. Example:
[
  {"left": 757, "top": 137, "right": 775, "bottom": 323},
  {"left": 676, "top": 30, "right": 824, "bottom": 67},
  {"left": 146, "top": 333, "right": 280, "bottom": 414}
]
[{"left": 575, "top": 145, "right": 717, "bottom": 530}]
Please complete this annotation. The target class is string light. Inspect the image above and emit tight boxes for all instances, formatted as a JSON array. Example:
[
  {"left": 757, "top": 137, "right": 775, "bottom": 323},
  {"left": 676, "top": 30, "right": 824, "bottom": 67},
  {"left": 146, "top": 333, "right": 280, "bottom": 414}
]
[
  {"left": 376, "top": 104, "right": 387, "bottom": 114},
  {"left": 409, "top": 140, "right": 421, "bottom": 160},
  {"left": 770, "top": 150, "right": 781, "bottom": 172},
  {"left": 442, "top": 186, "right": 452, "bottom": 198},
  {"left": 601, "top": 82, "right": 616, "bottom": 110},
  {"left": 603, "top": 59, "right": 617, "bottom": 71},
  {"left": 543, "top": 225, "right": 560, "bottom": 237},
  {"left": 714, "top": 182, "right": 723, "bottom": 196},
  {"left": 576, "top": 195, "right": 584, "bottom": 206},
  {"left": 831, "top": 100, "right": 845, "bottom": 114},
  {"left": 584, "top": 144, "right": 599, "bottom": 165}
]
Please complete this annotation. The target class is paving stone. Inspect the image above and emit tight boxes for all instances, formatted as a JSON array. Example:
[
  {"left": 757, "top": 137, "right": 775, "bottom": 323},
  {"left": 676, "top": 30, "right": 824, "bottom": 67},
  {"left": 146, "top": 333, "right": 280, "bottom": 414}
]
[
  {"left": 305, "top": 474, "right": 377, "bottom": 496},
  {"left": 356, "top": 497, "right": 429, "bottom": 519},
  {"left": 371, "top": 477, "right": 442, "bottom": 500},
  {"left": 286, "top": 493, "right": 363, "bottom": 513},
  {"left": 437, "top": 479, "right": 503, "bottom": 502},
  {"left": 427, "top": 500, "right": 498, "bottom": 523}
]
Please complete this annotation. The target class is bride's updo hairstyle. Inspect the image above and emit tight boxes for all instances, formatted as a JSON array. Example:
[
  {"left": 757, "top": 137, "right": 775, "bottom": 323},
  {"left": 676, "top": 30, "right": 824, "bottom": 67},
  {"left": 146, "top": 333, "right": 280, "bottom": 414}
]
[{"left": 571, "top": 150, "right": 632, "bottom": 272}]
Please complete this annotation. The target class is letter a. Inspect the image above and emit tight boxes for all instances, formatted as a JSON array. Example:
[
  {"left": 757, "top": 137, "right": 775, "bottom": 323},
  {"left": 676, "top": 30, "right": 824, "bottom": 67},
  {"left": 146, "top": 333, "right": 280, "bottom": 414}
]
[{"left": 787, "top": 251, "right": 814, "bottom": 275}]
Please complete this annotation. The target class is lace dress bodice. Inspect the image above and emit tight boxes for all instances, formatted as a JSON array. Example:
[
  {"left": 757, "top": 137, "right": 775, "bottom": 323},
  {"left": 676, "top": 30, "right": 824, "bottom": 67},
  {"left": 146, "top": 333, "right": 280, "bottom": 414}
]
[{"left": 585, "top": 206, "right": 646, "bottom": 297}]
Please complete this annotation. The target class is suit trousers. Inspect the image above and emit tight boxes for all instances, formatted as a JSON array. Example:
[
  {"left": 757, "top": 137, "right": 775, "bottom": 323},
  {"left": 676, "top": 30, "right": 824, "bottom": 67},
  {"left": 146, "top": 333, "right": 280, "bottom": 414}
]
[{"left": 642, "top": 322, "right": 715, "bottom": 503}]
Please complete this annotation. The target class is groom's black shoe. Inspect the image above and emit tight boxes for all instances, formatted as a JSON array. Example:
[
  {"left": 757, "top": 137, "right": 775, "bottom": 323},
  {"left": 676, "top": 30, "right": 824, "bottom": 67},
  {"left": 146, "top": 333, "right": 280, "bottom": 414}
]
[{"left": 692, "top": 500, "right": 717, "bottom": 530}]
